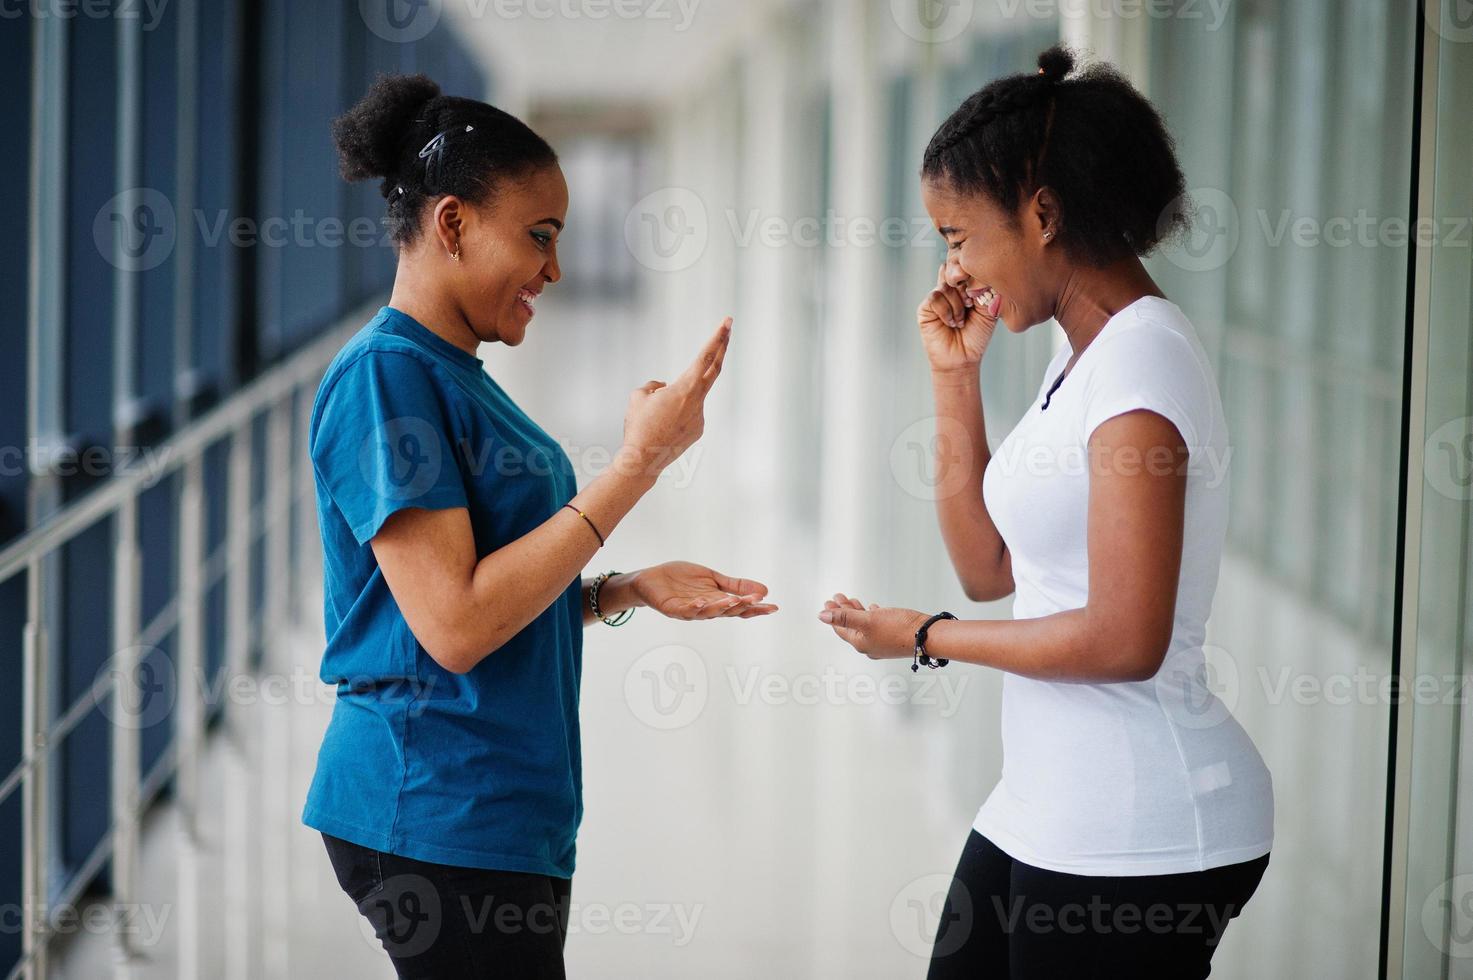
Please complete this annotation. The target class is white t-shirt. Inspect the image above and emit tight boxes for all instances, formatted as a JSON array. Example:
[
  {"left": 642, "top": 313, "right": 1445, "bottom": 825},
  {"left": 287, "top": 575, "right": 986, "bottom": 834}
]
[{"left": 974, "top": 295, "right": 1274, "bottom": 876}]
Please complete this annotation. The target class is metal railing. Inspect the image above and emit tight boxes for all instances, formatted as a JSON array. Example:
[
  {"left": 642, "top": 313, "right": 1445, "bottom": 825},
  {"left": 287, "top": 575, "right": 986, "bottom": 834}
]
[{"left": 0, "top": 305, "right": 370, "bottom": 980}]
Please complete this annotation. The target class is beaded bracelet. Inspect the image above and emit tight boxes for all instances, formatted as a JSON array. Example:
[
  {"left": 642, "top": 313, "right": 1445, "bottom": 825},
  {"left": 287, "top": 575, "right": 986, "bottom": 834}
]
[{"left": 589, "top": 570, "right": 635, "bottom": 627}]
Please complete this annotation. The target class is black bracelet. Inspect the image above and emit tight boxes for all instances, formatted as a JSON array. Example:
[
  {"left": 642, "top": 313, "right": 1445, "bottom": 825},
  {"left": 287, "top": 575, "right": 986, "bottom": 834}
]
[
  {"left": 913, "top": 611, "right": 956, "bottom": 672},
  {"left": 589, "top": 570, "right": 634, "bottom": 627}
]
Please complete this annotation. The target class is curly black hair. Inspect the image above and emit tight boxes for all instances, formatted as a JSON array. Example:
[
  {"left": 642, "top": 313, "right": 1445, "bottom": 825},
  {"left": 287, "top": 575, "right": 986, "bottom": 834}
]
[
  {"left": 922, "top": 45, "right": 1189, "bottom": 267},
  {"left": 333, "top": 73, "right": 559, "bottom": 245}
]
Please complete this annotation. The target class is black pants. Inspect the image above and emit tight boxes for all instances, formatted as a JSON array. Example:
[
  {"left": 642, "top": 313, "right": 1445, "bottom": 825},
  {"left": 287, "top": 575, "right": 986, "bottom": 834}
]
[
  {"left": 927, "top": 831, "right": 1269, "bottom": 979},
  {"left": 322, "top": 833, "right": 572, "bottom": 979}
]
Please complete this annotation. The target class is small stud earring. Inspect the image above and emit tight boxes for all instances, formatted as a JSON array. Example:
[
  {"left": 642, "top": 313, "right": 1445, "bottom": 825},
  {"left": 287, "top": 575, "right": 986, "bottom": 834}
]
[{"left": 1043, "top": 231, "right": 1054, "bottom": 240}]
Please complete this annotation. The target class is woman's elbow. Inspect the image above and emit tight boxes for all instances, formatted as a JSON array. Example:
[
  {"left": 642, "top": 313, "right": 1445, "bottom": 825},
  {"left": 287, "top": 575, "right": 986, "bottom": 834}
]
[
  {"left": 414, "top": 617, "right": 491, "bottom": 675},
  {"left": 420, "top": 636, "right": 478, "bottom": 674},
  {"left": 1114, "top": 637, "right": 1172, "bottom": 682},
  {"left": 961, "top": 573, "right": 1014, "bottom": 603}
]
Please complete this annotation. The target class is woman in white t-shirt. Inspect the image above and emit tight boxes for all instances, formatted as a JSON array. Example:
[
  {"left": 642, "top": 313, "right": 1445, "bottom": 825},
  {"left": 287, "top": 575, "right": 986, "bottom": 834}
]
[{"left": 817, "top": 46, "right": 1273, "bottom": 977}]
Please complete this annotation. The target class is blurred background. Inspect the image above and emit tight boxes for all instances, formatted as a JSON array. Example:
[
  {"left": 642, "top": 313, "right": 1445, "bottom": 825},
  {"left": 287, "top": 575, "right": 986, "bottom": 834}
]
[{"left": 2, "top": 0, "right": 1472, "bottom": 977}]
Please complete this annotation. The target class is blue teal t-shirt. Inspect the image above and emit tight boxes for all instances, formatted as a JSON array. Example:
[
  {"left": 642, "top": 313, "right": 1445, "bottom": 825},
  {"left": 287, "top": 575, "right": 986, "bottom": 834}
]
[{"left": 302, "top": 305, "right": 584, "bottom": 879}]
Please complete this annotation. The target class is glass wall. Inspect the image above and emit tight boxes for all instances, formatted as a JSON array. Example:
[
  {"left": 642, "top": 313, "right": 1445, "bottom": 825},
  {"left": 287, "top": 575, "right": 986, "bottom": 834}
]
[{"left": 1394, "top": 5, "right": 1473, "bottom": 977}]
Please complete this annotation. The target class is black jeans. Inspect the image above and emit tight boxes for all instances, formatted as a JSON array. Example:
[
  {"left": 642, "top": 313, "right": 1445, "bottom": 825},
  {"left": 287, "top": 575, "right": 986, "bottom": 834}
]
[
  {"left": 927, "top": 831, "right": 1270, "bottom": 979},
  {"left": 322, "top": 833, "right": 573, "bottom": 979}
]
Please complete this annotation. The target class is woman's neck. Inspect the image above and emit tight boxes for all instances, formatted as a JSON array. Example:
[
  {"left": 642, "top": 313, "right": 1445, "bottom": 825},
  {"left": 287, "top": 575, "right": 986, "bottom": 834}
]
[
  {"left": 1052, "top": 255, "right": 1165, "bottom": 367},
  {"left": 388, "top": 269, "right": 487, "bottom": 356}
]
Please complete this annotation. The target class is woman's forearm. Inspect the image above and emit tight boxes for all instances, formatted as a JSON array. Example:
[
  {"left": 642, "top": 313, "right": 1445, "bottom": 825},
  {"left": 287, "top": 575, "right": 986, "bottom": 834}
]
[
  {"left": 460, "top": 453, "right": 656, "bottom": 652},
  {"left": 382, "top": 451, "right": 659, "bottom": 671},
  {"left": 921, "top": 609, "right": 1159, "bottom": 683},
  {"left": 930, "top": 368, "right": 1012, "bottom": 601}
]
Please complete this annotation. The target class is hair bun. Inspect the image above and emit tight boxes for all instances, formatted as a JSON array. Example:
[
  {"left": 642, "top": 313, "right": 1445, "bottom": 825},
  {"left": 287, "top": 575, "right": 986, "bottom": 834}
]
[
  {"left": 1036, "top": 45, "right": 1075, "bottom": 83},
  {"left": 333, "top": 72, "right": 442, "bottom": 187}
]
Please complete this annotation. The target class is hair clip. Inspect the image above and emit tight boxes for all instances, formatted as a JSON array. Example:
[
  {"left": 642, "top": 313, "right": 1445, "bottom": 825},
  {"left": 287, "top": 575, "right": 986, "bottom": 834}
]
[{"left": 416, "top": 124, "right": 476, "bottom": 194}]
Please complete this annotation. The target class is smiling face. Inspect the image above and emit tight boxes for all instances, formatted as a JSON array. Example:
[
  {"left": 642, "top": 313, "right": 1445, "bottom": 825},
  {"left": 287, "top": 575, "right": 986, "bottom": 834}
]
[
  {"left": 439, "top": 164, "right": 568, "bottom": 347},
  {"left": 921, "top": 176, "right": 1063, "bottom": 334}
]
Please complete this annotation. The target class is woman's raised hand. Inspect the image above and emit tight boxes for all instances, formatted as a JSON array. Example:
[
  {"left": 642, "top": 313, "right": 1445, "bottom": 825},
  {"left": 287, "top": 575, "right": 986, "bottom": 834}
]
[
  {"left": 618, "top": 317, "right": 732, "bottom": 479},
  {"left": 917, "top": 263, "right": 1002, "bottom": 374}
]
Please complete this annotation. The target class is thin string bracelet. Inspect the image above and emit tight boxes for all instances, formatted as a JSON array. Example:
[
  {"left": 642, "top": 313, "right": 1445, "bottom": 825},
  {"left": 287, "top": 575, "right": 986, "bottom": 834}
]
[{"left": 562, "top": 502, "right": 605, "bottom": 546}]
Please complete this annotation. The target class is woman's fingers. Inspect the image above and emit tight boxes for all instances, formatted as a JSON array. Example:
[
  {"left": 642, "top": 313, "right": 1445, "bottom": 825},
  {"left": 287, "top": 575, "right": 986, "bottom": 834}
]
[
  {"left": 700, "top": 317, "right": 732, "bottom": 385},
  {"left": 711, "top": 570, "right": 769, "bottom": 599},
  {"left": 677, "top": 317, "right": 733, "bottom": 394}
]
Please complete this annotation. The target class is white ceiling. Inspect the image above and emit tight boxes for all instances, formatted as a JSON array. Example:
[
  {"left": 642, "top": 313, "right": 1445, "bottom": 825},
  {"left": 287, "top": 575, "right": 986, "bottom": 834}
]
[{"left": 444, "top": 0, "right": 789, "bottom": 112}]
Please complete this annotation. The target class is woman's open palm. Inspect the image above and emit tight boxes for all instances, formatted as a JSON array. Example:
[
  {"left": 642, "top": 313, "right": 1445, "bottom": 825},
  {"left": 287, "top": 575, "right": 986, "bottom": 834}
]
[{"left": 634, "top": 561, "right": 778, "bottom": 620}]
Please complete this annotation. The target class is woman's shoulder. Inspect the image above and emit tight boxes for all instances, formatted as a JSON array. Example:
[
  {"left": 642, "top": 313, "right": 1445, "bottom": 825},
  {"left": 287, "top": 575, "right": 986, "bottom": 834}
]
[
  {"left": 1084, "top": 297, "right": 1213, "bottom": 386},
  {"left": 320, "top": 320, "right": 457, "bottom": 399}
]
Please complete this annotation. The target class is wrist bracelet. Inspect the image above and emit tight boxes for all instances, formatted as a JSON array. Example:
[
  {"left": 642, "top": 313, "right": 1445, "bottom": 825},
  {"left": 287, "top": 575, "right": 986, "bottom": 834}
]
[
  {"left": 913, "top": 611, "right": 955, "bottom": 672},
  {"left": 563, "top": 502, "right": 605, "bottom": 546},
  {"left": 589, "top": 570, "right": 634, "bottom": 627}
]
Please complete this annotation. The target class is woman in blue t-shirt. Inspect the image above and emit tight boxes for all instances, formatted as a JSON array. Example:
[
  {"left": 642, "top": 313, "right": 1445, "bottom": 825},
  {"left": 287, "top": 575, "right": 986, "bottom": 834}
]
[{"left": 306, "top": 74, "right": 776, "bottom": 978}]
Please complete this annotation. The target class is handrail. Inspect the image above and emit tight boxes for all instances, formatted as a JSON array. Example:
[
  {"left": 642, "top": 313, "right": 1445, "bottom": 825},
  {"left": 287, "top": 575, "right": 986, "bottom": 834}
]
[{"left": 0, "top": 303, "right": 372, "bottom": 584}]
